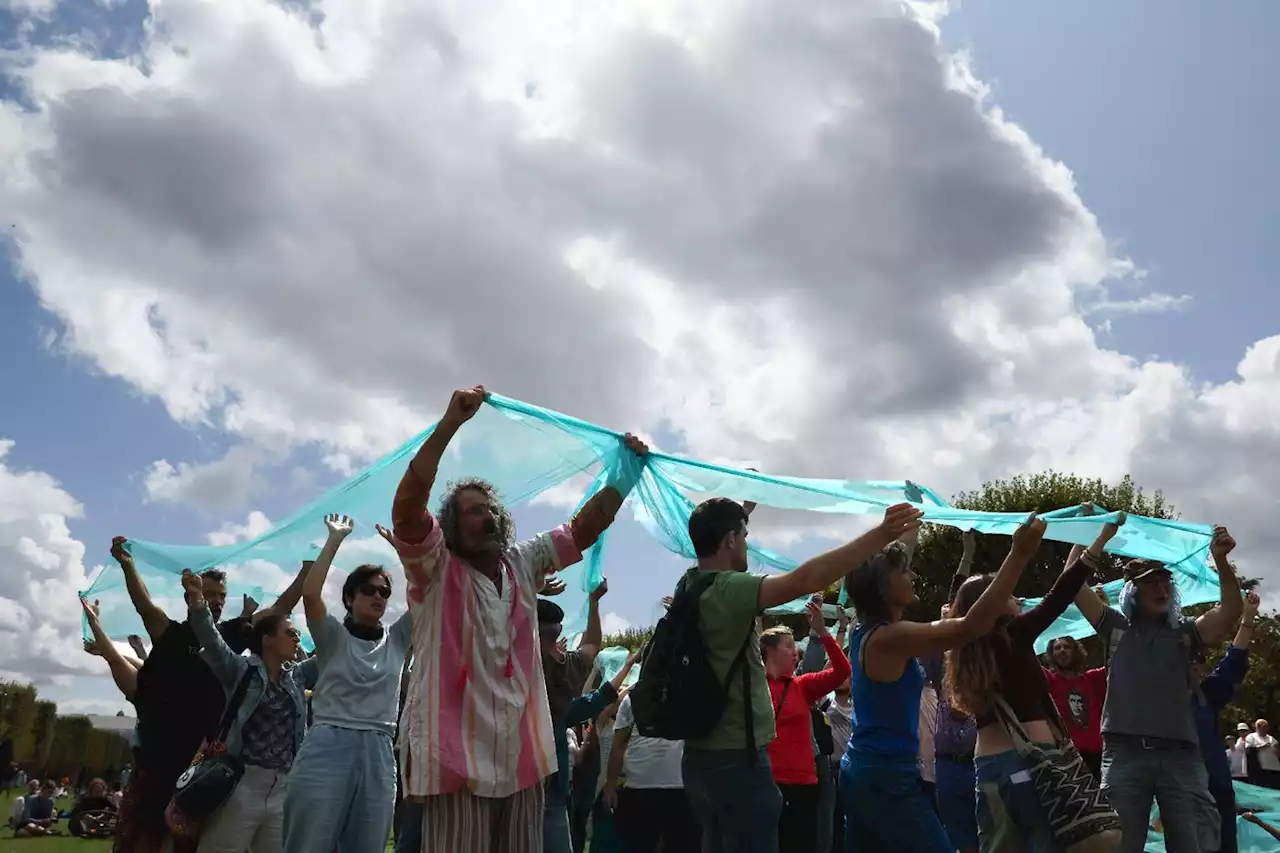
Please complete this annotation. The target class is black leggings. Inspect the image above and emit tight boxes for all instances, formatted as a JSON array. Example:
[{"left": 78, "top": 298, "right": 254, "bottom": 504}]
[
  {"left": 615, "top": 787, "right": 701, "bottom": 853},
  {"left": 777, "top": 782, "right": 819, "bottom": 853}
]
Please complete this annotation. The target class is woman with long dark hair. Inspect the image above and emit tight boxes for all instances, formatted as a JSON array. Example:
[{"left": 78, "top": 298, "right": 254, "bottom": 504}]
[
  {"left": 839, "top": 515, "right": 1046, "bottom": 852},
  {"left": 945, "top": 517, "right": 1122, "bottom": 852}
]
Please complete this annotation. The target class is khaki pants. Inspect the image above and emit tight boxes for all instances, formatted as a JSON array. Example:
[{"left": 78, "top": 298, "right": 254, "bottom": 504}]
[{"left": 198, "top": 765, "right": 287, "bottom": 853}]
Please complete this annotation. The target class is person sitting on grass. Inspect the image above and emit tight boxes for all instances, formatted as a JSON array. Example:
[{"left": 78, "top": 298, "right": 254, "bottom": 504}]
[
  {"left": 69, "top": 777, "right": 118, "bottom": 839},
  {"left": 13, "top": 779, "right": 60, "bottom": 837}
]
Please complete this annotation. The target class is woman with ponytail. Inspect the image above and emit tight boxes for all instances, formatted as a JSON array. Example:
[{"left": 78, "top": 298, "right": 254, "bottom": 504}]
[
  {"left": 945, "top": 514, "right": 1123, "bottom": 853},
  {"left": 282, "top": 514, "right": 414, "bottom": 853}
]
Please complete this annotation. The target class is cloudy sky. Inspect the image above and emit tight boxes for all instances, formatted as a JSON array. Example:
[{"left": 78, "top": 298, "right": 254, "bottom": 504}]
[{"left": 1, "top": 0, "right": 1277, "bottom": 716}]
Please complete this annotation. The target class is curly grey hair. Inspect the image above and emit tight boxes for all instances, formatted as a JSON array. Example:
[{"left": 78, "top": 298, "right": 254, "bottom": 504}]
[{"left": 437, "top": 477, "right": 516, "bottom": 552}]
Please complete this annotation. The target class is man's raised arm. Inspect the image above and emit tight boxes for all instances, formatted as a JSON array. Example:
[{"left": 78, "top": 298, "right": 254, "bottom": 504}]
[
  {"left": 1196, "top": 526, "right": 1244, "bottom": 646},
  {"left": 567, "top": 434, "right": 649, "bottom": 553},
  {"left": 111, "top": 537, "right": 171, "bottom": 643},
  {"left": 392, "top": 386, "right": 486, "bottom": 546}
]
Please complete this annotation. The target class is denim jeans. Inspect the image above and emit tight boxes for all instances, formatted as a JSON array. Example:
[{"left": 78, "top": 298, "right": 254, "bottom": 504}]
[
  {"left": 840, "top": 751, "right": 952, "bottom": 853},
  {"left": 544, "top": 777, "right": 573, "bottom": 853},
  {"left": 935, "top": 756, "right": 978, "bottom": 852},
  {"left": 281, "top": 725, "right": 397, "bottom": 853},
  {"left": 1209, "top": 783, "right": 1236, "bottom": 853},
  {"left": 682, "top": 747, "right": 782, "bottom": 853},
  {"left": 974, "top": 748, "right": 1057, "bottom": 853},
  {"left": 1101, "top": 736, "right": 1220, "bottom": 853}
]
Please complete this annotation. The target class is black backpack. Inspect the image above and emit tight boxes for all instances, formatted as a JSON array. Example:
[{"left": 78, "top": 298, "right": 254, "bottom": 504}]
[
  {"left": 811, "top": 699, "right": 835, "bottom": 756},
  {"left": 630, "top": 571, "right": 757, "bottom": 746}
]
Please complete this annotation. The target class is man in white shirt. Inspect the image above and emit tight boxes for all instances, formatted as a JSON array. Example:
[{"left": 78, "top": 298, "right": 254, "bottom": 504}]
[
  {"left": 603, "top": 694, "right": 700, "bottom": 853},
  {"left": 1245, "top": 719, "right": 1280, "bottom": 788},
  {"left": 1228, "top": 723, "right": 1250, "bottom": 780}
]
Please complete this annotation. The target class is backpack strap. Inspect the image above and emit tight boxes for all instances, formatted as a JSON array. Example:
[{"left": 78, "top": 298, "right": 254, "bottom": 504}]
[{"left": 215, "top": 667, "right": 255, "bottom": 743}]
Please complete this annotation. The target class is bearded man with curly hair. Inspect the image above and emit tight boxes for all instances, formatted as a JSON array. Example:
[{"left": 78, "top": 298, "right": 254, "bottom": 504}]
[{"left": 387, "top": 385, "right": 648, "bottom": 853}]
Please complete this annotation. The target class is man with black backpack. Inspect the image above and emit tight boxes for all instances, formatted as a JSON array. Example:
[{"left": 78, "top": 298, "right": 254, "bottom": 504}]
[{"left": 630, "top": 497, "right": 923, "bottom": 853}]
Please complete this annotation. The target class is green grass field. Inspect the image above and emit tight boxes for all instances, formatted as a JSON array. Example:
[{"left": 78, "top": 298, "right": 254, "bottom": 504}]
[
  {"left": 2, "top": 796, "right": 401, "bottom": 853},
  {"left": 2, "top": 797, "right": 110, "bottom": 853}
]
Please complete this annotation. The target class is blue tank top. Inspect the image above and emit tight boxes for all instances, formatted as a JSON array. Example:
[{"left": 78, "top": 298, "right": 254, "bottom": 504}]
[{"left": 845, "top": 623, "right": 924, "bottom": 757}]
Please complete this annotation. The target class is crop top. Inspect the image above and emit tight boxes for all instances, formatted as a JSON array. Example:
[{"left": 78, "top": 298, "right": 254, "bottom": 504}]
[{"left": 974, "top": 553, "right": 1093, "bottom": 729}]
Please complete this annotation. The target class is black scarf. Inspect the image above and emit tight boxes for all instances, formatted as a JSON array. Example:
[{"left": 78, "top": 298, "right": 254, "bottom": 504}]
[{"left": 344, "top": 615, "right": 384, "bottom": 643}]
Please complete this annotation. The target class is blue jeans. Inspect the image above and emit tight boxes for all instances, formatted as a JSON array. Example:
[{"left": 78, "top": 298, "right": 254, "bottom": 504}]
[
  {"left": 281, "top": 725, "right": 397, "bottom": 853},
  {"left": 935, "top": 756, "right": 978, "bottom": 851},
  {"left": 840, "top": 751, "right": 952, "bottom": 853},
  {"left": 1101, "top": 736, "right": 1220, "bottom": 853},
  {"left": 974, "top": 749, "right": 1057, "bottom": 853},
  {"left": 544, "top": 777, "right": 573, "bottom": 853},
  {"left": 682, "top": 747, "right": 782, "bottom": 853}
]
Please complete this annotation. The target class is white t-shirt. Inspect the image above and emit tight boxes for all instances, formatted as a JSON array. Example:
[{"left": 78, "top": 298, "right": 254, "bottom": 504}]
[
  {"left": 918, "top": 684, "right": 938, "bottom": 784},
  {"left": 1246, "top": 732, "right": 1280, "bottom": 772},
  {"left": 614, "top": 696, "right": 684, "bottom": 789},
  {"left": 1229, "top": 739, "right": 1249, "bottom": 777}
]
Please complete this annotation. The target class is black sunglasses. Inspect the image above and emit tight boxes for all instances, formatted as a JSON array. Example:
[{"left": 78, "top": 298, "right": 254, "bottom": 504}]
[{"left": 359, "top": 582, "right": 392, "bottom": 600}]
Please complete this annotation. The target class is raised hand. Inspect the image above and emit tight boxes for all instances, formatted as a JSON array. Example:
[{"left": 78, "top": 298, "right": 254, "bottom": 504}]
[
  {"left": 837, "top": 605, "right": 851, "bottom": 633},
  {"left": 806, "top": 599, "right": 828, "bottom": 636},
  {"left": 540, "top": 576, "right": 567, "bottom": 597},
  {"left": 127, "top": 635, "right": 147, "bottom": 659},
  {"left": 1100, "top": 512, "right": 1126, "bottom": 541},
  {"left": 1080, "top": 502, "right": 1096, "bottom": 516},
  {"left": 904, "top": 481, "right": 924, "bottom": 503},
  {"left": 324, "top": 513, "right": 353, "bottom": 540},
  {"left": 590, "top": 578, "right": 609, "bottom": 601},
  {"left": 83, "top": 639, "right": 101, "bottom": 656},
  {"left": 375, "top": 524, "right": 395, "bottom": 547},
  {"left": 1211, "top": 526, "right": 1236, "bottom": 560},
  {"left": 1244, "top": 589, "right": 1260, "bottom": 618},
  {"left": 240, "top": 594, "right": 259, "bottom": 618},
  {"left": 878, "top": 503, "right": 924, "bottom": 539},
  {"left": 80, "top": 596, "right": 100, "bottom": 622},
  {"left": 622, "top": 433, "right": 649, "bottom": 456},
  {"left": 556, "top": 637, "right": 568, "bottom": 657},
  {"left": 110, "top": 536, "right": 133, "bottom": 568},
  {"left": 180, "top": 569, "right": 204, "bottom": 604},
  {"left": 662, "top": 595, "right": 674, "bottom": 611},
  {"left": 443, "top": 386, "right": 486, "bottom": 426},
  {"left": 961, "top": 529, "right": 977, "bottom": 560},
  {"left": 1011, "top": 515, "right": 1047, "bottom": 555}
]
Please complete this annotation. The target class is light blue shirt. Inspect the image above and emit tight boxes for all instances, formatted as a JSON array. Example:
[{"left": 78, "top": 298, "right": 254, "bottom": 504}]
[{"left": 309, "top": 611, "right": 413, "bottom": 736}]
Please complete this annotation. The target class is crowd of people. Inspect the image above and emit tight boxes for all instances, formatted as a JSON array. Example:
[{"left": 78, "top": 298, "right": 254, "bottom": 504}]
[{"left": 57, "top": 386, "right": 1278, "bottom": 853}]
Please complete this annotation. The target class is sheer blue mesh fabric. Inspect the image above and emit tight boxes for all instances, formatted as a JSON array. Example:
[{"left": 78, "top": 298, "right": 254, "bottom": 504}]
[{"left": 84, "top": 393, "right": 1219, "bottom": 653}]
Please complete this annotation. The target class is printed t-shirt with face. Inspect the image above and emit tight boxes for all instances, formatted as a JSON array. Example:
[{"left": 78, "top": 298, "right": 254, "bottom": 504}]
[
  {"left": 614, "top": 695, "right": 684, "bottom": 789},
  {"left": 1095, "top": 607, "right": 1202, "bottom": 744},
  {"left": 683, "top": 568, "right": 775, "bottom": 752},
  {"left": 132, "top": 617, "right": 250, "bottom": 772},
  {"left": 1044, "top": 667, "right": 1107, "bottom": 753}
]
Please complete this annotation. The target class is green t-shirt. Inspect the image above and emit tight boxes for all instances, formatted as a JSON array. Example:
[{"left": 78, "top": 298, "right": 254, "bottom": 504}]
[{"left": 683, "top": 568, "right": 775, "bottom": 751}]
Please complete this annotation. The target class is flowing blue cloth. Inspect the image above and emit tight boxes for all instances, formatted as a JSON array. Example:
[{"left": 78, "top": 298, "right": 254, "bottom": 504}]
[{"left": 83, "top": 393, "right": 1221, "bottom": 650}]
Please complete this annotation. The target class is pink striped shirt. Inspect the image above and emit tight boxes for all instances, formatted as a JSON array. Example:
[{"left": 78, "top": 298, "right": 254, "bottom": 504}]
[{"left": 392, "top": 513, "right": 582, "bottom": 799}]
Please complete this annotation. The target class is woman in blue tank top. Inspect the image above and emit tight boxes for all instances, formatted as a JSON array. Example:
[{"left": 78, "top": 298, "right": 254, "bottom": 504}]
[{"left": 839, "top": 515, "right": 1046, "bottom": 853}]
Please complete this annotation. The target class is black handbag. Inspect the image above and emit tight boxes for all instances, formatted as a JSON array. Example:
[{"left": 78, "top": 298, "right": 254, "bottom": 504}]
[{"left": 165, "top": 669, "right": 254, "bottom": 836}]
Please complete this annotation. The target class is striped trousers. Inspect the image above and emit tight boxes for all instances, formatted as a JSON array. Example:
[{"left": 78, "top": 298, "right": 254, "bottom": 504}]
[{"left": 419, "top": 784, "right": 544, "bottom": 853}]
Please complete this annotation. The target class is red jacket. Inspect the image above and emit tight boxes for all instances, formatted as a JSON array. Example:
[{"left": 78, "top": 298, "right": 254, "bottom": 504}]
[
  {"left": 1044, "top": 666, "right": 1107, "bottom": 754},
  {"left": 767, "top": 634, "right": 851, "bottom": 785}
]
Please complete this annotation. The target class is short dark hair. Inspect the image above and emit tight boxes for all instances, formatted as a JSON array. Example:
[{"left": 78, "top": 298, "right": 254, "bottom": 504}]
[
  {"left": 688, "top": 498, "right": 749, "bottom": 559},
  {"left": 342, "top": 564, "right": 392, "bottom": 612},
  {"left": 248, "top": 612, "right": 288, "bottom": 656},
  {"left": 199, "top": 568, "right": 227, "bottom": 584},
  {"left": 844, "top": 542, "right": 910, "bottom": 626}
]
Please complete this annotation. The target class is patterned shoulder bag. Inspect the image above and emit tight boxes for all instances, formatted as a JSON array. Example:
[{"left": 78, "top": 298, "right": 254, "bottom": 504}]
[{"left": 992, "top": 694, "right": 1121, "bottom": 853}]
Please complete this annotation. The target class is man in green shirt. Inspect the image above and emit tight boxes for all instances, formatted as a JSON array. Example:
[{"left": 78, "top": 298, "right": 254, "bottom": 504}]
[{"left": 679, "top": 497, "right": 922, "bottom": 853}]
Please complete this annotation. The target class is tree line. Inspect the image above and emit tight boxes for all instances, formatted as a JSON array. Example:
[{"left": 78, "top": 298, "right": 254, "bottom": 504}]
[
  {"left": 602, "top": 471, "right": 1279, "bottom": 738},
  {"left": 0, "top": 681, "right": 132, "bottom": 781}
]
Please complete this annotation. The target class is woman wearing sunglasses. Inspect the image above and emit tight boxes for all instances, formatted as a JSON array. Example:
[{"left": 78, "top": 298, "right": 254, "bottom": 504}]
[{"left": 282, "top": 513, "right": 414, "bottom": 853}]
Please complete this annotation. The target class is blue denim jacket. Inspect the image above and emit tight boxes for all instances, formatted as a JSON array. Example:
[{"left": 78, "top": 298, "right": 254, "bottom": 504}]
[{"left": 190, "top": 603, "right": 317, "bottom": 760}]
